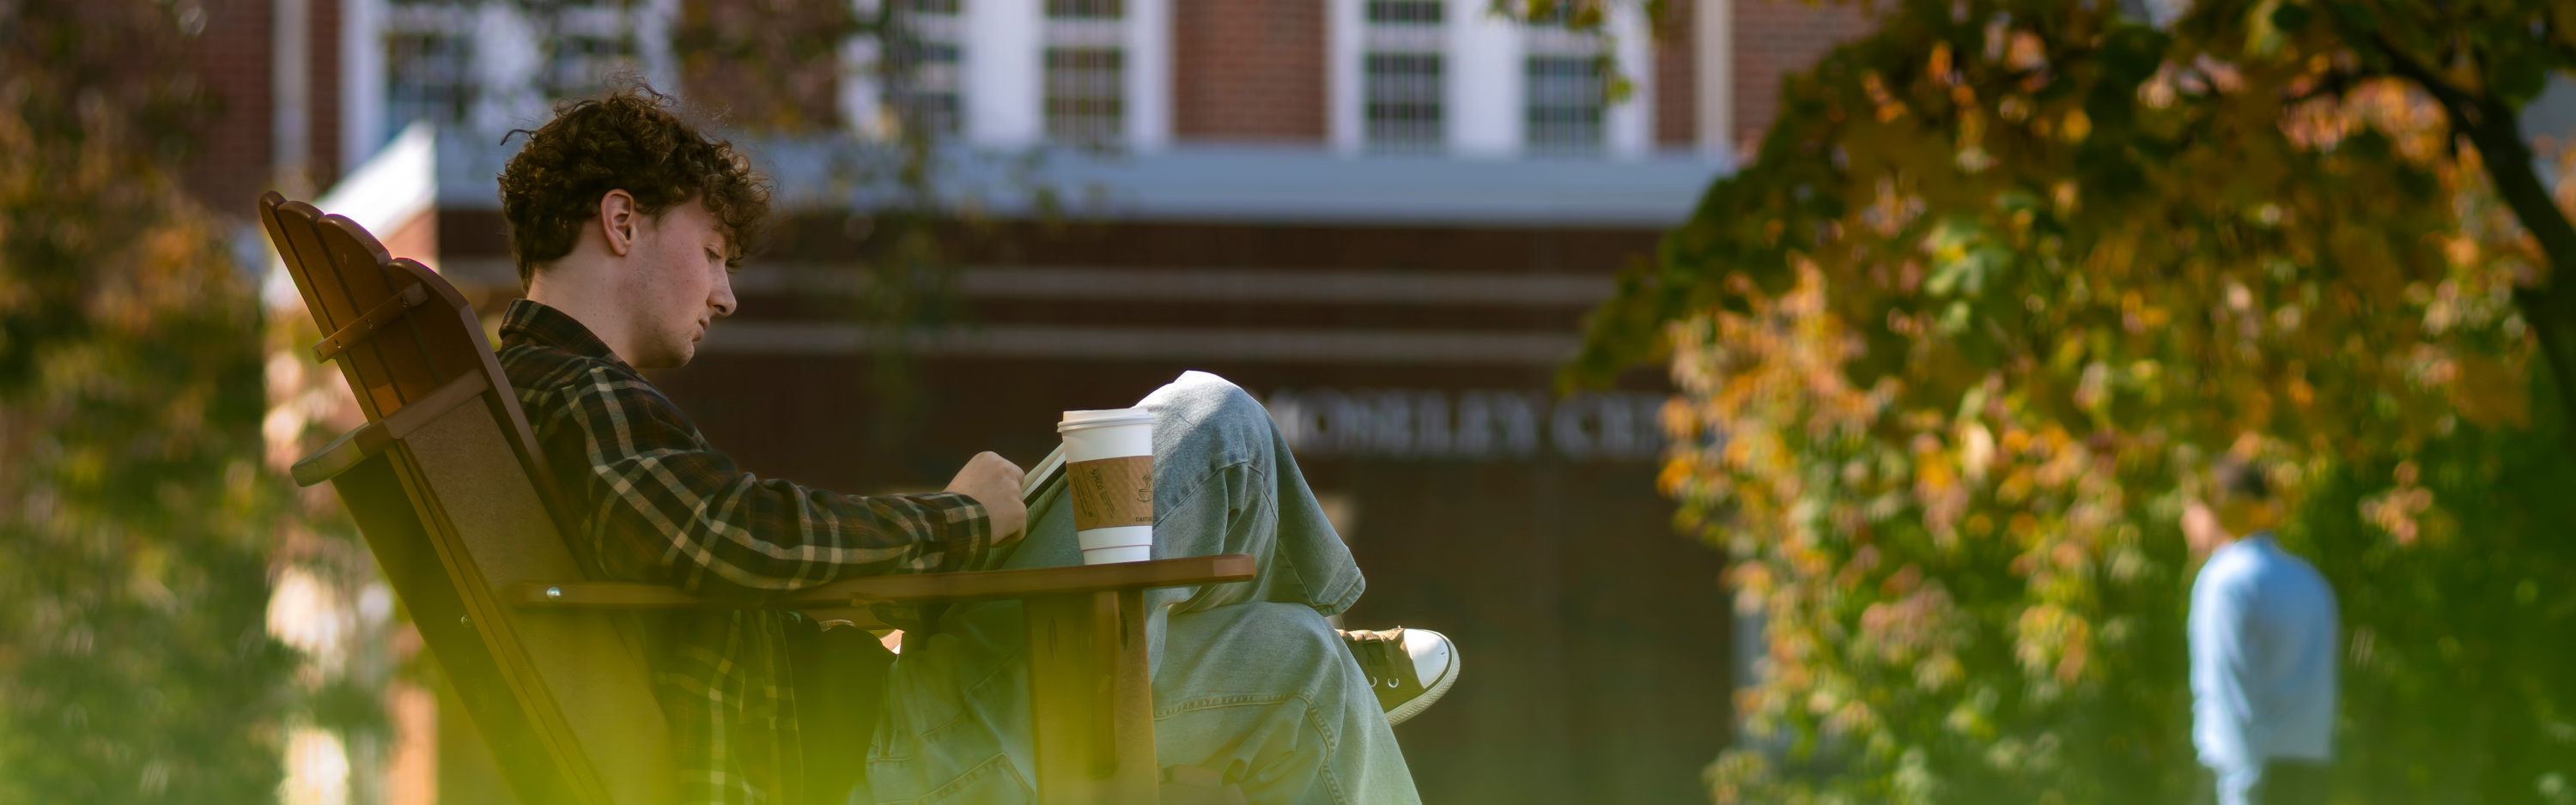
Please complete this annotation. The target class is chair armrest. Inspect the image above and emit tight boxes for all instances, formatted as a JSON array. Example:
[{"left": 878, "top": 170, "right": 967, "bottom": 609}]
[{"left": 507, "top": 554, "right": 1255, "bottom": 611}]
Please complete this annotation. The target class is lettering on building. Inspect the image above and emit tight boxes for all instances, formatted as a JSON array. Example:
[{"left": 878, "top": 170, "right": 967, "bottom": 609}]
[{"left": 1266, "top": 388, "right": 1668, "bottom": 462}]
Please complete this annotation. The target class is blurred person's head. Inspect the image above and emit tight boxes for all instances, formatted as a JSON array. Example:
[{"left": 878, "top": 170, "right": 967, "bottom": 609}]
[
  {"left": 2185, "top": 457, "right": 2281, "bottom": 557},
  {"left": 498, "top": 83, "right": 769, "bottom": 369}
]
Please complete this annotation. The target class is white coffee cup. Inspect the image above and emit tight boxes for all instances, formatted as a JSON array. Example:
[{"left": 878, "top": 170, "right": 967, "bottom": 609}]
[{"left": 1058, "top": 408, "right": 1156, "bottom": 565}]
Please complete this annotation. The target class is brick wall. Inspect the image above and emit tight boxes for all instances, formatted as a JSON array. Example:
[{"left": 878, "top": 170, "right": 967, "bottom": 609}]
[
  {"left": 1652, "top": 0, "right": 1695, "bottom": 148},
  {"left": 1730, "top": 0, "right": 1873, "bottom": 150},
  {"left": 188, "top": 0, "right": 274, "bottom": 215},
  {"left": 177, "top": 0, "right": 1880, "bottom": 219},
  {"left": 1172, "top": 0, "right": 1326, "bottom": 142},
  {"left": 184, "top": 0, "right": 351, "bottom": 217}
]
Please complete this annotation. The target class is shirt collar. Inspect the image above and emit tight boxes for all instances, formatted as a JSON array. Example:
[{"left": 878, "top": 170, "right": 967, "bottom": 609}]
[{"left": 500, "top": 299, "right": 629, "bottom": 368}]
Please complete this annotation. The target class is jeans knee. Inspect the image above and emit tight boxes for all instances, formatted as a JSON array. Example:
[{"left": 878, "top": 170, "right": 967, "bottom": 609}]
[
  {"left": 1201, "top": 382, "right": 1272, "bottom": 430},
  {"left": 1173, "top": 602, "right": 1337, "bottom": 657},
  {"left": 1146, "top": 371, "right": 1257, "bottom": 414},
  {"left": 1146, "top": 372, "right": 1277, "bottom": 449},
  {"left": 1248, "top": 602, "right": 1345, "bottom": 667}
]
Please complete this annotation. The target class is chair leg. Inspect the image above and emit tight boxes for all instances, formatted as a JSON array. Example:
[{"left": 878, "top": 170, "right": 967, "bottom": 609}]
[{"left": 1024, "top": 590, "right": 1158, "bottom": 804}]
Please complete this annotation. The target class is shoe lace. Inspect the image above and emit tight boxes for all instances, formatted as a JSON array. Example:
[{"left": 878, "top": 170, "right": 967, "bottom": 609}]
[{"left": 1340, "top": 627, "right": 1415, "bottom": 691}]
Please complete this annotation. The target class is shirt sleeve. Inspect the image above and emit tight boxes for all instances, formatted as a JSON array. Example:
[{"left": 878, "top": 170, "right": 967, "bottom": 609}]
[
  {"left": 2189, "top": 561, "right": 2264, "bottom": 772},
  {"left": 552, "top": 363, "right": 993, "bottom": 595}
]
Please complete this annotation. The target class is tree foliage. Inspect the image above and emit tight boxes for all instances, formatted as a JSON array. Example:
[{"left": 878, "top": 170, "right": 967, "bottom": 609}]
[
  {"left": 2275, "top": 0, "right": 2576, "bottom": 442},
  {"left": 1568, "top": 0, "right": 2576, "bottom": 802},
  {"left": 675, "top": 0, "right": 860, "bottom": 133},
  {"left": 662, "top": 0, "right": 1081, "bottom": 450},
  {"left": 0, "top": 1, "right": 297, "bottom": 802}
]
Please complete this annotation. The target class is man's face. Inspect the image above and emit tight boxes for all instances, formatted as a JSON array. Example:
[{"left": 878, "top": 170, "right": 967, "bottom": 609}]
[
  {"left": 621, "top": 199, "right": 736, "bottom": 369},
  {"left": 2183, "top": 499, "right": 2227, "bottom": 560}
]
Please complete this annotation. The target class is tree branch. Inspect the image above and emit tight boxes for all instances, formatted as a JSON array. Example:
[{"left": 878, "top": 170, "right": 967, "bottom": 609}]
[{"left": 2375, "top": 30, "right": 2576, "bottom": 439}]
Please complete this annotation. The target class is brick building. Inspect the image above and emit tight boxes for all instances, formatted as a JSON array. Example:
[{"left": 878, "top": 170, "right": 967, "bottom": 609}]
[{"left": 210, "top": 1, "right": 1879, "bottom": 802}]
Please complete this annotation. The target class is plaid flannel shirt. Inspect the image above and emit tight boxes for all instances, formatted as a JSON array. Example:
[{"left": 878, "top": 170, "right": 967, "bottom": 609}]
[{"left": 497, "top": 300, "right": 991, "bottom": 805}]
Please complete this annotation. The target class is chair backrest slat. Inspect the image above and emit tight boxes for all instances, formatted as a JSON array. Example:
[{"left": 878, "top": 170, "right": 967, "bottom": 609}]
[
  {"left": 258, "top": 192, "right": 670, "bottom": 805},
  {"left": 259, "top": 199, "right": 346, "bottom": 331},
  {"left": 265, "top": 202, "right": 392, "bottom": 416},
  {"left": 257, "top": 201, "right": 338, "bottom": 337},
  {"left": 314, "top": 219, "right": 453, "bottom": 407}
]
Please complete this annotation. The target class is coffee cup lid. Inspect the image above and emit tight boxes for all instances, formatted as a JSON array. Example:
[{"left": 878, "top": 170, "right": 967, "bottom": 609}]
[{"left": 1059, "top": 408, "right": 1155, "bottom": 432}]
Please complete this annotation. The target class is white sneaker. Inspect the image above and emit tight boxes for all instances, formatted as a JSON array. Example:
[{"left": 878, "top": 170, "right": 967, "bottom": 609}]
[{"left": 1339, "top": 626, "right": 1461, "bottom": 726}]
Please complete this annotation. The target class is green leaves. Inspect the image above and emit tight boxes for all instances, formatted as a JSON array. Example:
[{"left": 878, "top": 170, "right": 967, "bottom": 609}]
[
  {"left": 2323, "top": 0, "right": 2379, "bottom": 33},
  {"left": 1923, "top": 218, "right": 2014, "bottom": 300},
  {"left": 2267, "top": 1, "right": 2315, "bottom": 35},
  {"left": 0, "top": 2, "right": 294, "bottom": 802},
  {"left": 1571, "top": 0, "right": 2576, "bottom": 802},
  {"left": 2488, "top": 44, "right": 2555, "bottom": 107},
  {"left": 2095, "top": 26, "right": 2172, "bottom": 88}
]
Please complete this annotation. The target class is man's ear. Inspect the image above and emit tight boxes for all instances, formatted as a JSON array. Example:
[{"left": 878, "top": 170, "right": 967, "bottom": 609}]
[{"left": 598, "top": 190, "right": 639, "bottom": 257}]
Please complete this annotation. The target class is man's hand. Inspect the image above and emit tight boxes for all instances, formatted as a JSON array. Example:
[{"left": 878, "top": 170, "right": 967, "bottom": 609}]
[{"left": 945, "top": 451, "right": 1028, "bottom": 550}]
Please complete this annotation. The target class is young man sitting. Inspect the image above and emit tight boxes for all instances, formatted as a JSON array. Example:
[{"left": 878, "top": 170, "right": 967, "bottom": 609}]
[{"left": 491, "top": 87, "right": 1460, "bottom": 804}]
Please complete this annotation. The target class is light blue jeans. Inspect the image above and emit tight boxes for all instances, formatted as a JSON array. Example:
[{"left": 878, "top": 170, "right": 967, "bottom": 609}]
[{"left": 860, "top": 372, "right": 1423, "bottom": 804}]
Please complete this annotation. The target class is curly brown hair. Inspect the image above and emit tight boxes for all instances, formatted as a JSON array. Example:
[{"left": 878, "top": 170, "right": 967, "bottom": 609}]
[{"left": 497, "top": 85, "right": 770, "bottom": 287}]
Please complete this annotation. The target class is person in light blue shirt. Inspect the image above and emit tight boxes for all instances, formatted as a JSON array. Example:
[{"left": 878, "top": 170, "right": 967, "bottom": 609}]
[{"left": 2185, "top": 459, "right": 2339, "bottom": 805}]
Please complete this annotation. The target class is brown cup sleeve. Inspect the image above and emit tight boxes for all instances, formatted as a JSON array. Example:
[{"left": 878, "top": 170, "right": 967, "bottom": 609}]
[{"left": 1066, "top": 455, "right": 1155, "bottom": 530}]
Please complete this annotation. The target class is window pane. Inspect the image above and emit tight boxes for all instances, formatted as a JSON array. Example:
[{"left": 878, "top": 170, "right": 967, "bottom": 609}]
[
  {"left": 1044, "top": 47, "right": 1125, "bottom": 144},
  {"left": 543, "top": 33, "right": 632, "bottom": 101},
  {"left": 1364, "top": 51, "right": 1443, "bottom": 152},
  {"left": 893, "top": 40, "right": 963, "bottom": 137},
  {"left": 1524, "top": 55, "right": 1603, "bottom": 154},
  {"left": 1364, "top": 0, "right": 1442, "bottom": 26},
  {"left": 1045, "top": 0, "right": 1121, "bottom": 20},
  {"left": 386, "top": 31, "right": 475, "bottom": 131}
]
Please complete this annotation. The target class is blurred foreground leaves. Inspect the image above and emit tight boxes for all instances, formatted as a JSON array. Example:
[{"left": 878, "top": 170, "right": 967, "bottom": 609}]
[
  {"left": 1570, "top": 0, "right": 2576, "bottom": 802},
  {"left": 0, "top": 1, "right": 295, "bottom": 802}
]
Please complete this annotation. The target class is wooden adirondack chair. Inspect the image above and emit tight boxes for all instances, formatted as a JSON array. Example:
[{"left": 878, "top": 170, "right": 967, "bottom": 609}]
[{"left": 258, "top": 191, "right": 1254, "bottom": 805}]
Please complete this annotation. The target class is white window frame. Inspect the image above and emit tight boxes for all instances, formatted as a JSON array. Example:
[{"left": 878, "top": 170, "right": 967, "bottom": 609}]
[
  {"left": 956, "top": 0, "right": 1163, "bottom": 150},
  {"left": 846, "top": 0, "right": 970, "bottom": 140},
  {"left": 1695, "top": 0, "right": 1734, "bottom": 158},
  {"left": 964, "top": 0, "right": 1041, "bottom": 146},
  {"left": 1042, "top": 4, "right": 1127, "bottom": 145},
  {"left": 1519, "top": 3, "right": 1651, "bottom": 159},
  {"left": 1521, "top": 25, "right": 1606, "bottom": 155},
  {"left": 1327, "top": 0, "right": 1364, "bottom": 153},
  {"left": 343, "top": 0, "right": 386, "bottom": 169},
  {"left": 357, "top": 0, "right": 492, "bottom": 148},
  {"left": 350, "top": 0, "right": 675, "bottom": 170},
  {"left": 1331, "top": 0, "right": 1653, "bottom": 159},
  {"left": 1123, "top": 0, "right": 1169, "bottom": 150},
  {"left": 535, "top": 3, "right": 642, "bottom": 102},
  {"left": 1351, "top": 0, "right": 1449, "bottom": 154},
  {"left": 1603, "top": 1, "right": 1652, "bottom": 160},
  {"left": 1448, "top": 0, "right": 1519, "bottom": 157}
]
